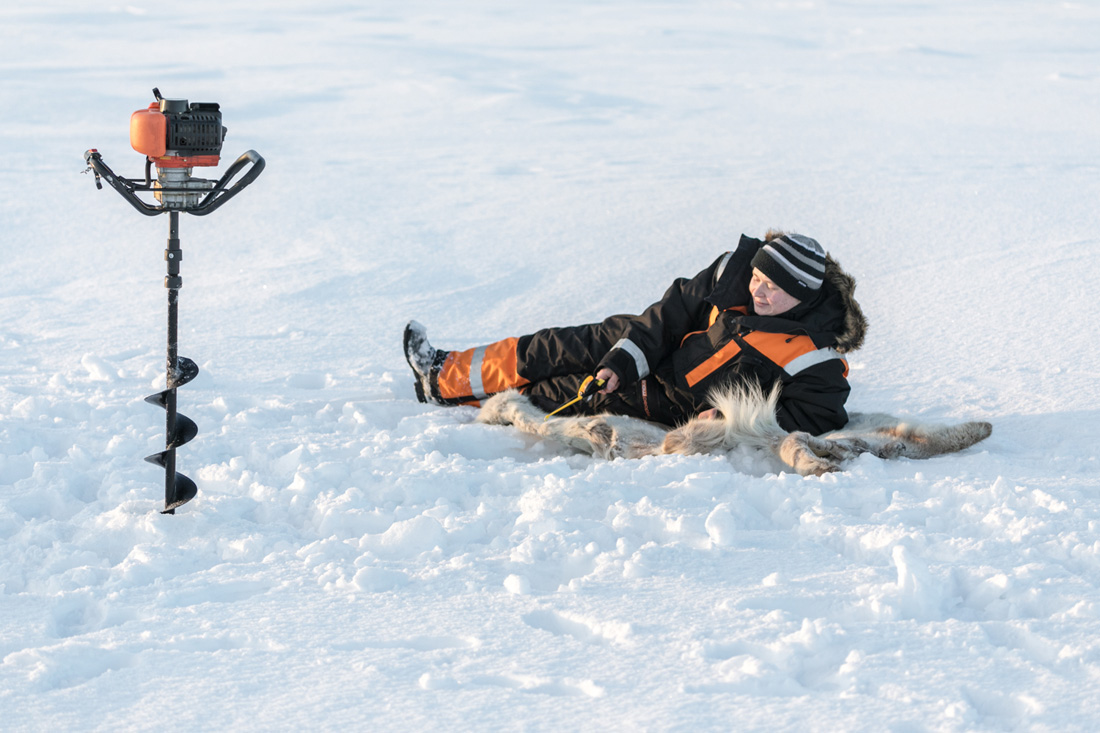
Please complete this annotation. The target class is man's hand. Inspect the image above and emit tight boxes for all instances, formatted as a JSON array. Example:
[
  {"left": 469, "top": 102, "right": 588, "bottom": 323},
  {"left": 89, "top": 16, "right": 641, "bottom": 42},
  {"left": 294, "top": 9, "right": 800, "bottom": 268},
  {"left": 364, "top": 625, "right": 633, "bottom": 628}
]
[{"left": 595, "top": 368, "right": 619, "bottom": 394}]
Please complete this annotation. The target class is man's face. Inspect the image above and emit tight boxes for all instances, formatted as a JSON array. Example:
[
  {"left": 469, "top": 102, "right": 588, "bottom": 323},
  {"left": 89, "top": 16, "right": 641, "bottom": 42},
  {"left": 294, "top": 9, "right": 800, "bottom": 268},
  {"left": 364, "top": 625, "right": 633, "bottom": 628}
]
[{"left": 749, "top": 268, "right": 801, "bottom": 316}]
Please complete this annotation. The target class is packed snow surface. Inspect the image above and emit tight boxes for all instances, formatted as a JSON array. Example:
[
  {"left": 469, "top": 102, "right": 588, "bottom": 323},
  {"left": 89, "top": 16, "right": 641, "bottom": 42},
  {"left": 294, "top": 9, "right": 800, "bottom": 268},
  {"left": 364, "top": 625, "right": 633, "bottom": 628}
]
[{"left": 3, "top": 1, "right": 1100, "bottom": 730}]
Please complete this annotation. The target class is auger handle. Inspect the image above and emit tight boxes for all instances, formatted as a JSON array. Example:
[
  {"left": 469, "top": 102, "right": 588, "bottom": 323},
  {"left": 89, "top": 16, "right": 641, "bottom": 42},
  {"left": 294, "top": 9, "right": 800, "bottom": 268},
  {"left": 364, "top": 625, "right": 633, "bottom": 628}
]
[
  {"left": 189, "top": 150, "right": 266, "bottom": 216},
  {"left": 83, "top": 149, "right": 163, "bottom": 217},
  {"left": 83, "top": 148, "right": 265, "bottom": 216}
]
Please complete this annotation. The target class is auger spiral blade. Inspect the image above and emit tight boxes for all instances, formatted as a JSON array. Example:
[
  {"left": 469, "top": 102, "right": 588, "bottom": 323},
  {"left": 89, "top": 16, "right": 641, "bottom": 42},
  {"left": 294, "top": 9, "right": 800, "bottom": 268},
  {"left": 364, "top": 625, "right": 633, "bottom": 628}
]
[
  {"left": 168, "top": 355, "right": 200, "bottom": 389},
  {"left": 145, "top": 355, "right": 200, "bottom": 514},
  {"left": 162, "top": 474, "right": 198, "bottom": 514},
  {"left": 141, "top": 450, "right": 198, "bottom": 514},
  {"left": 141, "top": 407, "right": 199, "bottom": 450}
]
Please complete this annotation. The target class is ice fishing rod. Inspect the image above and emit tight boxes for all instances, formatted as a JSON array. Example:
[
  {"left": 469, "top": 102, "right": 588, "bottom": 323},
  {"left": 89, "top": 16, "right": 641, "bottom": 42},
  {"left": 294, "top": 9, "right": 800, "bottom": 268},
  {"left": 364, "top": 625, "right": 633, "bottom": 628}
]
[
  {"left": 544, "top": 375, "right": 606, "bottom": 420},
  {"left": 84, "top": 88, "right": 265, "bottom": 514}
]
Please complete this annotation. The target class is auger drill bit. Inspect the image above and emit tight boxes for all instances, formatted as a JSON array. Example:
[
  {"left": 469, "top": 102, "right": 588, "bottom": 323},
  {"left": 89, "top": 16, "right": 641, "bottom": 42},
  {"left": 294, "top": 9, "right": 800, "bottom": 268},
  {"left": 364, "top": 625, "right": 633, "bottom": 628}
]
[{"left": 143, "top": 212, "right": 200, "bottom": 514}]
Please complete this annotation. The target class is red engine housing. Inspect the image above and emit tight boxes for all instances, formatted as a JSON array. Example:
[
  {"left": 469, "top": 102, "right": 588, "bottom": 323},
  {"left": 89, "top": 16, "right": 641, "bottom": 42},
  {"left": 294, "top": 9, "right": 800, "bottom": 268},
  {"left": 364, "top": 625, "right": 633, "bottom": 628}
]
[{"left": 130, "top": 102, "right": 222, "bottom": 168}]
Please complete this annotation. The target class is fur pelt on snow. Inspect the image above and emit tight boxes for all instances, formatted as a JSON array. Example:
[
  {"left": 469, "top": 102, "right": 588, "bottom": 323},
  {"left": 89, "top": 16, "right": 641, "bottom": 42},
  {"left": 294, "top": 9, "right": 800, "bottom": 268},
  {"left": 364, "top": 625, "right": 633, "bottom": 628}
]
[{"left": 475, "top": 383, "right": 992, "bottom": 476}]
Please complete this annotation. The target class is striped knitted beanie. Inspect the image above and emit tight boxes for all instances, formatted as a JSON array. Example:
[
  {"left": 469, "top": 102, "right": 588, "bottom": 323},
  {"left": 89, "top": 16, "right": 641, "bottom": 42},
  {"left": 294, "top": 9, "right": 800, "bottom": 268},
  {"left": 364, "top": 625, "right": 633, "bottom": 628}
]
[{"left": 750, "top": 233, "right": 827, "bottom": 302}]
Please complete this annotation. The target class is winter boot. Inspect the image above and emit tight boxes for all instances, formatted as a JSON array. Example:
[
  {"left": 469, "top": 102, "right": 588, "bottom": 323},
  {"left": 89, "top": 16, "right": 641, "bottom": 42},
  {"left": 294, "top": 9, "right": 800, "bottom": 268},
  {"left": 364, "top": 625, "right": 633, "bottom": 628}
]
[{"left": 403, "top": 321, "right": 447, "bottom": 404}]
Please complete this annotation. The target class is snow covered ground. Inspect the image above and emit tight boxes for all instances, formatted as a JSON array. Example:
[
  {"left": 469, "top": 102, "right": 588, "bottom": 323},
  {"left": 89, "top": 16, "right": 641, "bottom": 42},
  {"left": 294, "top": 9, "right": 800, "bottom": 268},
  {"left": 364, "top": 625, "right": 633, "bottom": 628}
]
[{"left": 2, "top": 0, "right": 1100, "bottom": 730}]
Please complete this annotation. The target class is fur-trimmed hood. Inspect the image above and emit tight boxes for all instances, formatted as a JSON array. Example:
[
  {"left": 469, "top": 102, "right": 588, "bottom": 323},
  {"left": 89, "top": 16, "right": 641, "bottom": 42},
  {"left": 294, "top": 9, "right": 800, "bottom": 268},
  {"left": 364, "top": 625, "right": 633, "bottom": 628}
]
[{"left": 822, "top": 255, "right": 867, "bottom": 354}]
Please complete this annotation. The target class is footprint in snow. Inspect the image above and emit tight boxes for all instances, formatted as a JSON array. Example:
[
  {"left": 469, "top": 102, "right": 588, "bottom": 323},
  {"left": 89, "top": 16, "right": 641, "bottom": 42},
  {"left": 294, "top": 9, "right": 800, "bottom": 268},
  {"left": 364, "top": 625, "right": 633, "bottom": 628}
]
[{"left": 522, "top": 608, "right": 632, "bottom": 647}]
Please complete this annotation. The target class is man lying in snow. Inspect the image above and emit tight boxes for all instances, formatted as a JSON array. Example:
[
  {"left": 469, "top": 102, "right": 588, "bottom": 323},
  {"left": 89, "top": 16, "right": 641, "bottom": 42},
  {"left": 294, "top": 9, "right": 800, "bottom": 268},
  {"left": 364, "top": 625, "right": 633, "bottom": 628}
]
[{"left": 403, "top": 230, "right": 867, "bottom": 436}]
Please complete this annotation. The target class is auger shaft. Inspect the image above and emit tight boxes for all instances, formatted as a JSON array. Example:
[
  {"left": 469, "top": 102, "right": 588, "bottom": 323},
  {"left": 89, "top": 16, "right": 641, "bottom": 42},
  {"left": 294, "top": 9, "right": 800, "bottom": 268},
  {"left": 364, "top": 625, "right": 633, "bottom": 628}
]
[
  {"left": 164, "top": 212, "right": 183, "bottom": 511},
  {"left": 144, "top": 211, "right": 199, "bottom": 514}
]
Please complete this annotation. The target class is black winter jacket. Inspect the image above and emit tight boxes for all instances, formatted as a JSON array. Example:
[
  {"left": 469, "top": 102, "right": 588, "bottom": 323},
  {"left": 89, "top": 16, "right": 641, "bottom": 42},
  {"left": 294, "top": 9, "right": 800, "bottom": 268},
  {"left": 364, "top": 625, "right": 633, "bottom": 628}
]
[{"left": 592, "top": 234, "right": 867, "bottom": 434}]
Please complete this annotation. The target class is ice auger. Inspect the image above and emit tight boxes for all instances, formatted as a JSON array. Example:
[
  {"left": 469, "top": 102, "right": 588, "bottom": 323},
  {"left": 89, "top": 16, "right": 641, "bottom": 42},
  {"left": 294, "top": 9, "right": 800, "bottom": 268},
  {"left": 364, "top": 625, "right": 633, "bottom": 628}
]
[{"left": 84, "top": 88, "right": 265, "bottom": 514}]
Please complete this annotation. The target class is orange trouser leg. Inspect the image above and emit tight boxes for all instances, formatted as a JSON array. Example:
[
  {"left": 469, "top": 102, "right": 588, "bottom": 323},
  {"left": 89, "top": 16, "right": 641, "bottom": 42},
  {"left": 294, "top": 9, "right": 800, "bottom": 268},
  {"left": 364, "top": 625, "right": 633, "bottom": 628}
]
[{"left": 436, "top": 337, "right": 530, "bottom": 403}]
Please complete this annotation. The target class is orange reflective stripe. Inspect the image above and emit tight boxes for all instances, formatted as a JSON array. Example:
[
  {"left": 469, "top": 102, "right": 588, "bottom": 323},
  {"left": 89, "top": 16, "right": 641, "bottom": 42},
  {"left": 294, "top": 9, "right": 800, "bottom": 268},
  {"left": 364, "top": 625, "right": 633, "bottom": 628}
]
[
  {"left": 743, "top": 332, "right": 848, "bottom": 376},
  {"left": 684, "top": 331, "right": 827, "bottom": 389},
  {"left": 708, "top": 306, "right": 720, "bottom": 328},
  {"left": 437, "top": 337, "right": 528, "bottom": 400},
  {"left": 742, "top": 331, "right": 816, "bottom": 369},
  {"left": 685, "top": 339, "right": 743, "bottom": 388},
  {"left": 438, "top": 349, "right": 474, "bottom": 400},
  {"left": 479, "top": 338, "right": 528, "bottom": 394}
]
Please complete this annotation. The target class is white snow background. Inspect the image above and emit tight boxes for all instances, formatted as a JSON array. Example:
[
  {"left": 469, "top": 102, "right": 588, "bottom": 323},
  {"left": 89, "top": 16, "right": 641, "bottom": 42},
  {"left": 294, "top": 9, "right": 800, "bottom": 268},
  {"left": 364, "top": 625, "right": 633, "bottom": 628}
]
[{"left": 2, "top": 0, "right": 1100, "bottom": 730}]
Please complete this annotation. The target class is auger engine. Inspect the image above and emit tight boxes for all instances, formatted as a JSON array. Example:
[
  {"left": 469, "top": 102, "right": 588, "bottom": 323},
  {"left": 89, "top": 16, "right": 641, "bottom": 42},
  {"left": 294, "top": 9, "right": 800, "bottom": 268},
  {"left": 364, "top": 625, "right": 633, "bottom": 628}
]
[
  {"left": 131, "top": 90, "right": 227, "bottom": 208},
  {"left": 84, "top": 88, "right": 265, "bottom": 514}
]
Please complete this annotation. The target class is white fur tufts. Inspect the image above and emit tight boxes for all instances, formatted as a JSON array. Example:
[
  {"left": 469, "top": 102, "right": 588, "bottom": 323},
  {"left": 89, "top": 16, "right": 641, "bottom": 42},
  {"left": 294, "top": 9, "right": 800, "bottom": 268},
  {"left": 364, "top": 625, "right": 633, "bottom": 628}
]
[{"left": 475, "top": 386, "right": 992, "bottom": 475}]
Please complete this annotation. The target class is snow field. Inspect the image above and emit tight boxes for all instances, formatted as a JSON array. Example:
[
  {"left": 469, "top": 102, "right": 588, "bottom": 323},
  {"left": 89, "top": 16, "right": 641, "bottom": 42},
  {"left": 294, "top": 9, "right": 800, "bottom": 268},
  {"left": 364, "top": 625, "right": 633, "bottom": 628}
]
[
  {"left": 3, "top": 0, "right": 1100, "bottom": 730},
  {"left": 4, "top": 353, "right": 1100, "bottom": 728}
]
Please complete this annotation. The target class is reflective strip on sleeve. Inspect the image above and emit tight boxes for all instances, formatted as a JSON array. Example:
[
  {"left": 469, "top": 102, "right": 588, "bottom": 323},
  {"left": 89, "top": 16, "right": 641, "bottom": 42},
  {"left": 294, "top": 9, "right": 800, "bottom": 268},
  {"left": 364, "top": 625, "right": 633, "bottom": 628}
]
[
  {"left": 612, "top": 338, "right": 650, "bottom": 380},
  {"left": 714, "top": 251, "right": 734, "bottom": 284},
  {"left": 782, "top": 347, "right": 845, "bottom": 376}
]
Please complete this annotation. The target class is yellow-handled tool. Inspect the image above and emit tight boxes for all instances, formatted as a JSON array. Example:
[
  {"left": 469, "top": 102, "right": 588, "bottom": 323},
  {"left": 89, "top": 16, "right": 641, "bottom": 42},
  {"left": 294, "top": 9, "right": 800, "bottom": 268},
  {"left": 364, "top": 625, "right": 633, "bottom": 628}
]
[{"left": 544, "top": 375, "right": 606, "bottom": 420}]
